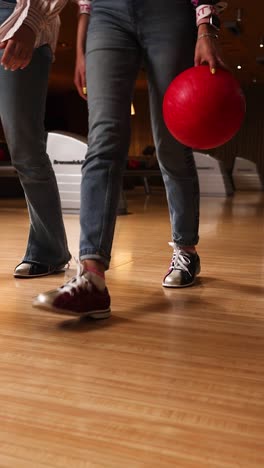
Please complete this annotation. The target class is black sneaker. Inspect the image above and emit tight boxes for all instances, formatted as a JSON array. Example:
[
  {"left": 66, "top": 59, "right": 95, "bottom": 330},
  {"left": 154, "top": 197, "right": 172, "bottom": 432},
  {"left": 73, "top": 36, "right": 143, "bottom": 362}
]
[{"left": 162, "top": 243, "right": 201, "bottom": 288}]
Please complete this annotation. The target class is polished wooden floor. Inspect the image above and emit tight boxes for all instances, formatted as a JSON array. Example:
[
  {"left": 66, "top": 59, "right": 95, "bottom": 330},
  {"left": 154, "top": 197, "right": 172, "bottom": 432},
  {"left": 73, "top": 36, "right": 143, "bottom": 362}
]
[{"left": 1, "top": 190, "right": 264, "bottom": 468}]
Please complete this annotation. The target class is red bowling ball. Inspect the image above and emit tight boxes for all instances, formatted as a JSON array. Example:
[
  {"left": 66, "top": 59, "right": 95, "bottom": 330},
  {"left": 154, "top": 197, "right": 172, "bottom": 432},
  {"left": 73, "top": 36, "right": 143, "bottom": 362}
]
[{"left": 163, "top": 65, "right": 246, "bottom": 150}]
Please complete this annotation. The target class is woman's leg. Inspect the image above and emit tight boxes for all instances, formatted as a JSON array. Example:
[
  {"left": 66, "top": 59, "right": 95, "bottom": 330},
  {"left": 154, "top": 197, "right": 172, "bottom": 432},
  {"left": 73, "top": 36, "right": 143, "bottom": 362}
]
[
  {"left": 0, "top": 44, "right": 71, "bottom": 273},
  {"left": 80, "top": 1, "right": 141, "bottom": 269},
  {"left": 138, "top": 0, "right": 201, "bottom": 287}
]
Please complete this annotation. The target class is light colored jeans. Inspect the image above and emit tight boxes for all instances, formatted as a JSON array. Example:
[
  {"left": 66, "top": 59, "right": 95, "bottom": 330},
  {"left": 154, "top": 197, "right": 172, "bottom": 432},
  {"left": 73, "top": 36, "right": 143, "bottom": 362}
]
[
  {"left": 80, "top": 0, "right": 200, "bottom": 269},
  {"left": 0, "top": 4, "right": 70, "bottom": 267}
]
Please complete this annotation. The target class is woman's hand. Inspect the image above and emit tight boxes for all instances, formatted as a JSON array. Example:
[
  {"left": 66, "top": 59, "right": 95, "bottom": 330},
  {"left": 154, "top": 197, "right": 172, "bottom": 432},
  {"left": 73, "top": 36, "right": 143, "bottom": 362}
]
[
  {"left": 1, "top": 24, "right": 36, "bottom": 71},
  {"left": 74, "top": 13, "right": 89, "bottom": 100},
  {"left": 194, "top": 25, "right": 227, "bottom": 73},
  {"left": 74, "top": 51, "right": 87, "bottom": 100}
]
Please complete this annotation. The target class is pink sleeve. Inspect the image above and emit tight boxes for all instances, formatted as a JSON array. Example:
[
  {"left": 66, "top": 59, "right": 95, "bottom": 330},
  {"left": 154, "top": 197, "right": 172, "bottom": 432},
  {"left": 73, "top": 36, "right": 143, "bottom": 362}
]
[{"left": 24, "top": 0, "right": 66, "bottom": 34}]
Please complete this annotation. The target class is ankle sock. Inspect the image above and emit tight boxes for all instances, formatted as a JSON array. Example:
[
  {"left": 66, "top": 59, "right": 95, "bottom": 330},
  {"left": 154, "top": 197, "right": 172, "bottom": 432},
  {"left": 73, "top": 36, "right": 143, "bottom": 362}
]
[{"left": 83, "top": 269, "right": 106, "bottom": 291}]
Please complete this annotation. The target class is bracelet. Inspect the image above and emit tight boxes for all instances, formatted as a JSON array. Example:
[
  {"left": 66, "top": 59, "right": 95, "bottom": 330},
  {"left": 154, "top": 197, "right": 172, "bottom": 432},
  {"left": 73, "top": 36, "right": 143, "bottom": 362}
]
[{"left": 197, "top": 33, "right": 219, "bottom": 40}]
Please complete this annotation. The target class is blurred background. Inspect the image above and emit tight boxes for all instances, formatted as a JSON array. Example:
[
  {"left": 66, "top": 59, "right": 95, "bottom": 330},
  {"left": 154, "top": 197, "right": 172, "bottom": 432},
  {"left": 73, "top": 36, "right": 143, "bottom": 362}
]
[{"left": 1, "top": 0, "right": 264, "bottom": 196}]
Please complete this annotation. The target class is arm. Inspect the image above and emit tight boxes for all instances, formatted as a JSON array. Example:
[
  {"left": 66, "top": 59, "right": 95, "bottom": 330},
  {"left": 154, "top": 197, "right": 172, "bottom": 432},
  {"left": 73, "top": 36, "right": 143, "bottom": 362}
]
[
  {"left": 192, "top": 1, "right": 228, "bottom": 73},
  {"left": 0, "top": 0, "right": 67, "bottom": 71},
  {"left": 74, "top": 4, "right": 91, "bottom": 99},
  {"left": 0, "top": 23, "right": 36, "bottom": 71}
]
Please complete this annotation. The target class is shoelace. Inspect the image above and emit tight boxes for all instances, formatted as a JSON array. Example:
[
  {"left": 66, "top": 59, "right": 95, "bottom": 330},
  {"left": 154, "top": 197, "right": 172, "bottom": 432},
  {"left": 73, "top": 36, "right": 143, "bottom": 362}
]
[
  {"left": 58, "top": 261, "right": 92, "bottom": 296},
  {"left": 169, "top": 242, "right": 192, "bottom": 276}
]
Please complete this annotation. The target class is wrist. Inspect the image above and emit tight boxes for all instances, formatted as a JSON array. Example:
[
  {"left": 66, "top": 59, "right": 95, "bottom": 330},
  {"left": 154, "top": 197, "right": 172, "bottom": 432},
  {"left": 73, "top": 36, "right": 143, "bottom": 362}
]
[
  {"left": 22, "top": 20, "right": 38, "bottom": 38},
  {"left": 21, "top": 23, "right": 36, "bottom": 35},
  {"left": 76, "top": 48, "right": 86, "bottom": 59},
  {"left": 197, "top": 24, "right": 219, "bottom": 41},
  {"left": 197, "top": 32, "right": 219, "bottom": 42},
  {"left": 198, "top": 24, "right": 217, "bottom": 34},
  {"left": 76, "top": 40, "right": 86, "bottom": 56},
  {"left": 197, "top": 14, "right": 221, "bottom": 31}
]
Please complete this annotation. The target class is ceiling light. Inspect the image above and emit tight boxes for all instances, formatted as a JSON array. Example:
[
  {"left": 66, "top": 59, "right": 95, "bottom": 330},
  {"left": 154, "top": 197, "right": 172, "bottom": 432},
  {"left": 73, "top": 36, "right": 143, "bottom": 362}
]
[{"left": 237, "top": 65, "right": 242, "bottom": 70}]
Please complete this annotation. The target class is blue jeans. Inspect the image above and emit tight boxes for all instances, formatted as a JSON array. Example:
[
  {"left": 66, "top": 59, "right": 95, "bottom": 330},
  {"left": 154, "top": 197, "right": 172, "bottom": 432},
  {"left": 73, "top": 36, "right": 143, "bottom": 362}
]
[
  {"left": 0, "top": 5, "right": 70, "bottom": 267},
  {"left": 80, "top": 0, "right": 200, "bottom": 269}
]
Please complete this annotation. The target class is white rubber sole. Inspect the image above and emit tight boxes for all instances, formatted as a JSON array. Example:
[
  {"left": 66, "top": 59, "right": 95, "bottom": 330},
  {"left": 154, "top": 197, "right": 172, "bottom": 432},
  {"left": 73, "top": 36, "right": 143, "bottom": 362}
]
[
  {"left": 14, "top": 268, "right": 66, "bottom": 279},
  {"left": 162, "top": 279, "right": 197, "bottom": 288},
  {"left": 33, "top": 300, "right": 111, "bottom": 320}
]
